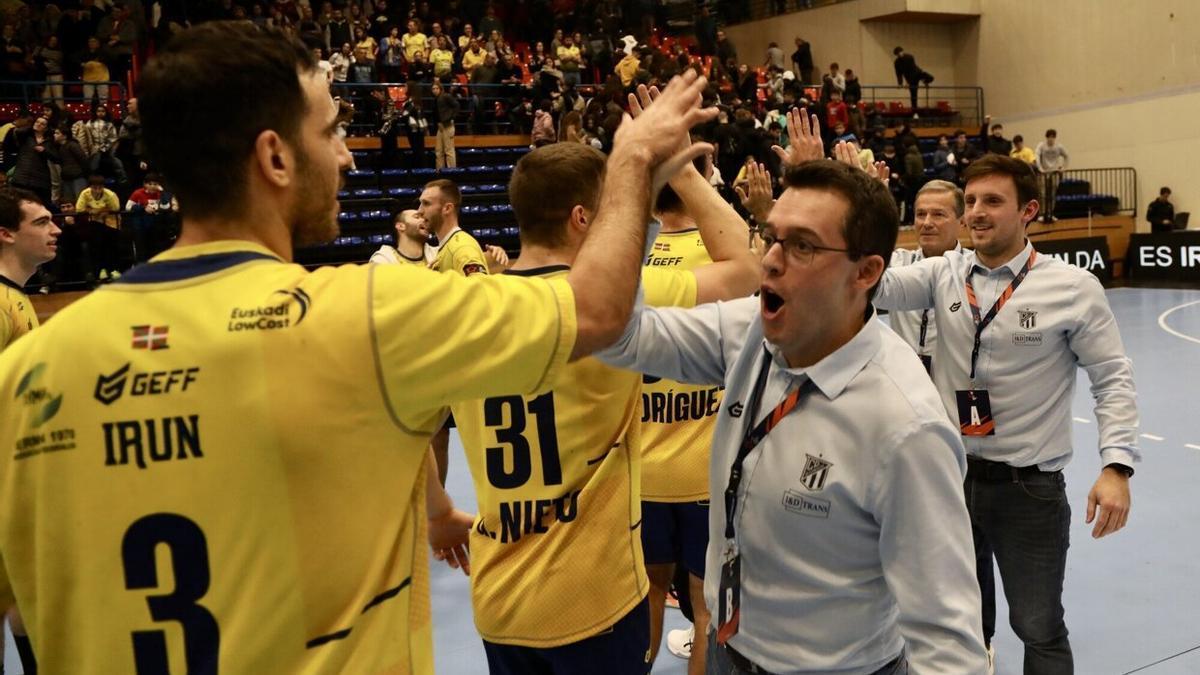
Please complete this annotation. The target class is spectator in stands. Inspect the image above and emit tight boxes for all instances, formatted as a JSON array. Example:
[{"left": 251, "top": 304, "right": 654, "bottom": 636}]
[
  {"left": 458, "top": 23, "right": 476, "bottom": 51},
  {"left": 432, "top": 80, "right": 459, "bottom": 170},
  {"left": 408, "top": 48, "right": 432, "bottom": 84},
  {"left": 10, "top": 116, "right": 56, "bottom": 207},
  {"left": 828, "top": 62, "right": 845, "bottom": 91},
  {"left": 695, "top": 5, "right": 717, "bottom": 56},
  {"left": 558, "top": 34, "right": 583, "bottom": 88},
  {"left": 903, "top": 137, "right": 926, "bottom": 225},
  {"left": 1147, "top": 187, "right": 1175, "bottom": 232},
  {"left": 843, "top": 68, "right": 862, "bottom": 105},
  {"left": 369, "top": 1, "right": 395, "bottom": 39},
  {"left": 402, "top": 18, "right": 427, "bottom": 61},
  {"left": 932, "top": 134, "right": 956, "bottom": 181},
  {"left": 529, "top": 40, "right": 550, "bottom": 72},
  {"left": 349, "top": 46, "right": 376, "bottom": 83},
  {"left": 430, "top": 35, "right": 455, "bottom": 81},
  {"left": 75, "top": 174, "right": 123, "bottom": 279},
  {"left": 531, "top": 100, "right": 555, "bottom": 147},
  {"left": 325, "top": 7, "right": 352, "bottom": 54},
  {"left": 79, "top": 105, "right": 126, "bottom": 185},
  {"left": 380, "top": 26, "right": 404, "bottom": 82},
  {"left": 792, "top": 36, "right": 814, "bottom": 84},
  {"left": 97, "top": 4, "right": 136, "bottom": 85},
  {"left": 952, "top": 129, "right": 981, "bottom": 185},
  {"left": 329, "top": 42, "right": 353, "bottom": 82},
  {"left": 479, "top": 4, "right": 503, "bottom": 37},
  {"left": 401, "top": 84, "right": 430, "bottom": 169},
  {"left": 462, "top": 38, "right": 487, "bottom": 77},
  {"left": 354, "top": 26, "right": 378, "bottom": 63},
  {"left": 51, "top": 126, "right": 88, "bottom": 205},
  {"left": 124, "top": 172, "right": 178, "bottom": 260},
  {"left": 549, "top": 28, "right": 565, "bottom": 55},
  {"left": 429, "top": 22, "right": 448, "bottom": 49},
  {"left": 736, "top": 63, "right": 757, "bottom": 103},
  {"left": 587, "top": 24, "right": 613, "bottom": 83},
  {"left": 615, "top": 46, "right": 640, "bottom": 88},
  {"left": 983, "top": 116, "right": 1012, "bottom": 155},
  {"left": 716, "top": 30, "right": 737, "bottom": 72},
  {"left": 1036, "top": 129, "right": 1069, "bottom": 223},
  {"left": 893, "top": 46, "right": 934, "bottom": 115},
  {"left": 1009, "top": 134, "right": 1036, "bottom": 167},
  {"left": 34, "top": 35, "right": 64, "bottom": 106},
  {"left": 80, "top": 36, "right": 112, "bottom": 105},
  {"left": 825, "top": 88, "right": 850, "bottom": 141},
  {"left": 764, "top": 41, "right": 785, "bottom": 71}
]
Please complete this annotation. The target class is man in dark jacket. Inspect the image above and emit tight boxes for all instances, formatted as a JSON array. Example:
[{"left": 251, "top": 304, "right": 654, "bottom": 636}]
[
  {"left": 1147, "top": 187, "right": 1175, "bottom": 232},
  {"left": 982, "top": 115, "right": 1012, "bottom": 155},
  {"left": 893, "top": 46, "right": 934, "bottom": 114},
  {"left": 791, "top": 36, "right": 814, "bottom": 84},
  {"left": 432, "top": 80, "right": 459, "bottom": 169}
]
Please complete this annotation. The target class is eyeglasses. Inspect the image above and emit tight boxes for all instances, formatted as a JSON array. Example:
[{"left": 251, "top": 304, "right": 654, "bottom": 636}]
[{"left": 758, "top": 228, "right": 859, "bottom": 265}]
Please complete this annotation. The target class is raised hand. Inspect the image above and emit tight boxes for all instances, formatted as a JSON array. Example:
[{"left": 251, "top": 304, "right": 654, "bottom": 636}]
[
  {"left": 614, "top": 71, "right": 718, "bottom": 194},
  {"left": 772, "top": 107, "right": 824, "bottom": 168},
  {"left": 735, "top": 161, "right": 774, "bottom": 224}
]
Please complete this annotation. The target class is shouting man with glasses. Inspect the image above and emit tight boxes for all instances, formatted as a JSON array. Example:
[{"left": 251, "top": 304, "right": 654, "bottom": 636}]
[{"left": 599, "top": 157, "right": 987, "bottom": 674}]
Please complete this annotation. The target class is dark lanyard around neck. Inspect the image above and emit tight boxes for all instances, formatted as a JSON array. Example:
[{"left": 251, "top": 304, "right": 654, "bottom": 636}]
[
  {"left": 723, "top": 347, "right": 807, "bottom": 541},
  {"left": 964, "top": 249, "right": 1037, "bottom": 380}
]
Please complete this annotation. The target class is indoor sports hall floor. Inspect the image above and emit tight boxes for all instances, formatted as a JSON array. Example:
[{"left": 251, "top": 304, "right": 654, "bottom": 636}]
[{"left": 5, "top": 287, "right": 1198, "bottom": 674}]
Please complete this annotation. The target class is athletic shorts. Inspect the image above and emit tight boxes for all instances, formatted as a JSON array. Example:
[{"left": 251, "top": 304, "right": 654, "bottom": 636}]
[
  {"left": 640, "top": 500, "right": 709, "bottom": 578},
  {"left": 482, "top": 597, "right": 651, "bottom": 675}
]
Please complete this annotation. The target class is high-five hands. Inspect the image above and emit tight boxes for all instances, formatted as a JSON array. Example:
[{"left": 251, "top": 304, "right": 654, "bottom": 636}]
[
  {"left": 613, "top": 70, "right": 718, "bottom": 195},
  {"left": 832, "top": 141, "right": 891, "bottom": 187},
  {"left": 771, "top": 107, "right": 824, "bottom": 168},
  {"left": 735, "top": 161, "right": 774, "bottom": 224}
]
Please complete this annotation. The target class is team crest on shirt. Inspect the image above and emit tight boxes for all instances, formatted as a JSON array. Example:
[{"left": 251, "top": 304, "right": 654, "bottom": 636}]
[
  {"left": 653, "top": 242, "right": 671, "bottom": 252},
  {"left": 800, "top": 454, "right": 832, "bottom": 491},
  {"left": 1018, "top": 308, "right": 1037, "bottom": 330}
]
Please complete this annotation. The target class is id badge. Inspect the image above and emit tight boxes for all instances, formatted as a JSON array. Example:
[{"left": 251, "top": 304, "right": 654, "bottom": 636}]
[
  {"left": 955, "top": 389, "right": 995, "bottom": 436},
  {"left": 716, "top": 551, "right": 741, "bottom": 644},
  {"left": 919, "top": 354, "right": 932, "bottom": 376}
]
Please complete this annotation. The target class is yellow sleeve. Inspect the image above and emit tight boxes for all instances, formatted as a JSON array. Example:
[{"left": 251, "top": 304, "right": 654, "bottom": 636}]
[
  {"left": 105, "top": 192, "right": 120, "bottom": 211},
  {"left": 452, "top": 243, "right": 489, "bottom": 276},
  {"left": 371, "top": 265, "right": 576, "bottom": 412},
  {"left": 74, "top": 192, "right": 88, "bottom": 213},
  {"left": 0, "top": 311, "right": 12, "bottom": 351},
  {"left": 643, "top": 267, "right": 697, "bottom": 309}
]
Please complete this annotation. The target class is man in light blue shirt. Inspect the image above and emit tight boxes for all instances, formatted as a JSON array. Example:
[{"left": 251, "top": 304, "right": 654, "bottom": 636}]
[
  {"left": 601, "top": 160, "right": 988, "bottom": 674},
  {"left": 873, "top": 154, "right": 1137, "bottom": 674}
]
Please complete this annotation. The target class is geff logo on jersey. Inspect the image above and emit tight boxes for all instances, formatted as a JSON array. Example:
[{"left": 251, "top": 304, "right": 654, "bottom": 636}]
[
  {"left": 94, "top": 363, "right": 200, "bottom": 405},
  {"left": 227, "top": 288, "right": 311, "bottom": 332}
]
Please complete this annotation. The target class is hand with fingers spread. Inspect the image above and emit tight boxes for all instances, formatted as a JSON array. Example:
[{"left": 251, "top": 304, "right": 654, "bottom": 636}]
[
  {"left": 1086, "top": 467, "right": 1131, "bottom": 539},
  {"left": 734, "top": 161, "right": 774, "bottom": 224},
  {"left": 832, "top": 140, "right": 859, "bottom": 169},
  {"left": 772, "top": 107, "right": 824, "bottom": 168},
  {"left": 429, "top": 508, "right": 475, "bottom": 575},
  {"left": 621, "top": 75, "right": 718, "bottom": 193}
]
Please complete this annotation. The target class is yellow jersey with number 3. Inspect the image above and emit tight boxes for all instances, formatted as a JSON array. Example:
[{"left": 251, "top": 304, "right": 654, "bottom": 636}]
[
  {"left": 0, "top": 275, "right": 38, "bottom": 350},
  {"left": 451, "top": 265, "right": 696, "bottom": 648},
  {"left": 640, "top": 228, "right": 723, "bottom": 502},
  {"left": 0, "top": 241, "right": 575, "bottom": 674},
  {"left": 433, "top": 228, "right": 489, "bottom": 276}
]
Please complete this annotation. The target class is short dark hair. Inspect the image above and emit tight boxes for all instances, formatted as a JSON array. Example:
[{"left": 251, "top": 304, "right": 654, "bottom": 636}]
[
  {"left": 88, "top": 174, "right": 105, "bottom": 186},
  {"left": 654, "top": 185, "right": 683, "bottom": 214},
  {"left": 139, "top": 22, "right": 316, "bottom": 220},
  {"left": 990, "top": 123, "right": 1003, "bottom": 131},
  {"left": 509, "top": 143, "right": 606, "bottom": 248},
  {"left": 961, "top": 154, "right": 1040, "bottom": 207},
  {"left": 893, "top": 46, "right": 903, "bottom": 55},
  {"left": 144, "top": 172, "right": 163, "bottom": 184},
  {"left": 953, "top": 129, "right": 966, "bottom": 137},
  {"left": 1160, "top": 186, "right": 1171, "bottom": 196},
  {"left": 780, "top": 160, "right": 898, "bottom": 303},
  {"left": 424, "top": 178, "right": 461, "bottom": 209},
  {"left": 0, "top": 188, "right": 42, "bottom": 232},
  {"left": 1012, "top": 134, "right": 1024, "bottom": 143},
  {"left": 1045, "top": 129, "right": 1057, "bottom": 138}
]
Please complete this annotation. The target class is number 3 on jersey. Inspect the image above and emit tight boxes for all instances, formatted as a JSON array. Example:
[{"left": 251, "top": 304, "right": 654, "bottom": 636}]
[
  {"left": 484, "top": 393, "right": 562, "bottom": 489},
  {"left": 122, "top": 513, "right": 220, "bottom": 674}
]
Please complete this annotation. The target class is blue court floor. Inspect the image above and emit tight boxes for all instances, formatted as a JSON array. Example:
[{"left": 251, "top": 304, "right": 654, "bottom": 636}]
[{"left": 6, "top": 288, "right": 1198, "bottom": 674}]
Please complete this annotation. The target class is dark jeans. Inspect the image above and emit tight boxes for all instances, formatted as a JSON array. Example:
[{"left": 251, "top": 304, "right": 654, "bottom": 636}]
[
  {"left": 966, "top": 459, "right": 1073, "bottom": 674},
  {"left": 1042, "top": 172, "right": 1061, "bottom": 221},
  {"left": 705, "top": 631, "right": 906, "bottom": 674}
]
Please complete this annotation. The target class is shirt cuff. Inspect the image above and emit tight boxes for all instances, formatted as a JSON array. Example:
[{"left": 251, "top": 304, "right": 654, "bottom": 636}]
[{"left": 1100, "top": 447, "right": 1137, "bottom": 471}]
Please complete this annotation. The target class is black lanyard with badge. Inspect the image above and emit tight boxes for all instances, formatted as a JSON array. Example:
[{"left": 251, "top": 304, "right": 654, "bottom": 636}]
[
  {"left": 716, "top": 348, "right": 807, "bottom": 645},
  {"left": 955, "top": 250, "right": 1037, "bottom": 437},
  {"left": 917, "top": 309, "right": 932, "bottom": 375}
]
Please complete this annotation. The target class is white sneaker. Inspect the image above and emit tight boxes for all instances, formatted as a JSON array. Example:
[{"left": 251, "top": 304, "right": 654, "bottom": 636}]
[
  {"left": 986, "top": 644, "right": 995, "bottom": 675},
  {"left": 666, "top": 626, "right": 694, "bottom": 660}
]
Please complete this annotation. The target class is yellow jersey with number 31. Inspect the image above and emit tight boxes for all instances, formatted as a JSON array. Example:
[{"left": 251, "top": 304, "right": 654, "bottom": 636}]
[
  {"left": 641, "top": 228, "right": 722, "bottom": 502},
  {"left": 451, "top": 265, "right": 696, "bottom": 648},
  {"left": 0, "top": 241, "right": 575, "bottom": 674}
]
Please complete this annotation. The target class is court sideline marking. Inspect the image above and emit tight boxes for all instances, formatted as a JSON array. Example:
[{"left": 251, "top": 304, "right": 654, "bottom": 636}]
[{"left": 1157, "top": 299, "right": 1200, "bottom": 345}]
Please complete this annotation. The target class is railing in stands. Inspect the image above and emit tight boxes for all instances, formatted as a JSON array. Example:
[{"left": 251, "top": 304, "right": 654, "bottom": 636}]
[
  {"left": 0, "top": 80, "right": 129, "bottom": 115},
  {"left": 855, "top": 85, "right": 984, "bottom": 130},
  {"left": 331, "top": 81, "right": 558, "bottom": 137},
  {"left": 1054, "top": 167, "right": 1137, "bottom": 219},
  {"left": 721, "top": 0, "right": 859, "bottom": 25}
]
